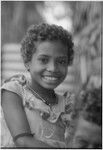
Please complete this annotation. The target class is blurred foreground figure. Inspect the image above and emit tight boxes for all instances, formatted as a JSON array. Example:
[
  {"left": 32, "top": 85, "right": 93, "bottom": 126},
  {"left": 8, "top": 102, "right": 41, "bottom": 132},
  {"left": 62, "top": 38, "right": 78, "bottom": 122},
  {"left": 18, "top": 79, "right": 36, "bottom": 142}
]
[{"left": 65, "top": 84, "right": 102, "bottom": 148}]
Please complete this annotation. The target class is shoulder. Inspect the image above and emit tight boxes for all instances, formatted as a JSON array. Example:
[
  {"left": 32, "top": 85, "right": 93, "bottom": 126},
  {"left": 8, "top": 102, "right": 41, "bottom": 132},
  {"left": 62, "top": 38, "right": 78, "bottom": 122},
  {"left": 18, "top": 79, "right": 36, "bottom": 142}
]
[
  {"left": 1, "top": 74, "right": 28, "bottom": 97},
  {"left": 56, "top": 92, "right": 75, "bottom": 106},
  {"left": 64, "top": 91, "right": 75, "bottom": 104},
  {"left": 63, "top": 91, "right": 75, "bottom": 114},
  {"left": 4, "top": 74, "right": 27, "bottom": 85},
  {"left": 59, "top": 92, "right": 75, "bottom": 127}
]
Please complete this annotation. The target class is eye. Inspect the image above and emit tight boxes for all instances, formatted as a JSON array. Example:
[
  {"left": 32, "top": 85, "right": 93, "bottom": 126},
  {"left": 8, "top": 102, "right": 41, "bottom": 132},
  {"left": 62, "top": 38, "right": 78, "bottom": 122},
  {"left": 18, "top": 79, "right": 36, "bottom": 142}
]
[
  {"left": 38, "top": 57, "right": 48, "bottom": 64},
  {"left": 57, "top": 59, "right": 68, "bottom": 65}
]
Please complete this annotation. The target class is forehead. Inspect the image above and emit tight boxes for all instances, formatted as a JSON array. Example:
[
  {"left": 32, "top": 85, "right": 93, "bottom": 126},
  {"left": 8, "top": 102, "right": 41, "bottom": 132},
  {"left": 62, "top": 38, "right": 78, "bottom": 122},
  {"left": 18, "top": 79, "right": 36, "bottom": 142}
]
[
  {"left": 35, "top": 40, "right": 68, "bottom": 57},
  {"left": 74, "top": 117, "right": 101, "bottom": 142}
]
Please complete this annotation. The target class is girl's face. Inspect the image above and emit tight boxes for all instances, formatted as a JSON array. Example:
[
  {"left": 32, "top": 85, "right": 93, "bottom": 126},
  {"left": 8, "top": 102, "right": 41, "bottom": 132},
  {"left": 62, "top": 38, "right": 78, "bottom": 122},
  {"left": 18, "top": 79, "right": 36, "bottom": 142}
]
[
  {"left": 71, "top": 117, "right": 102, "bottom": 148},
  {"left": 28, "top": 40, "right": 68, "bottom": 90}
]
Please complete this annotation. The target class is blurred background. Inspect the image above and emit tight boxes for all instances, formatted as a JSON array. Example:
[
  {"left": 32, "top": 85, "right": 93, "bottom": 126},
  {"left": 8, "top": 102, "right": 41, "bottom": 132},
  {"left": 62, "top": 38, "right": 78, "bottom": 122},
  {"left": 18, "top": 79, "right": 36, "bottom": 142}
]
[{"left": 1, "top": 1, "right": 102, "bottom": 95}]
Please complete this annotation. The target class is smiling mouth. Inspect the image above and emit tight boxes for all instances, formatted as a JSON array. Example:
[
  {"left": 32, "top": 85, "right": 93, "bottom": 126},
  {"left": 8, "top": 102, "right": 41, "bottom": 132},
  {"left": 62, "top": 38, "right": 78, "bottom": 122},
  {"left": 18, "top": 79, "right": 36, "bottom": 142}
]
[{"left": 42, "top": 76, "right": 59, "bottom": 82}]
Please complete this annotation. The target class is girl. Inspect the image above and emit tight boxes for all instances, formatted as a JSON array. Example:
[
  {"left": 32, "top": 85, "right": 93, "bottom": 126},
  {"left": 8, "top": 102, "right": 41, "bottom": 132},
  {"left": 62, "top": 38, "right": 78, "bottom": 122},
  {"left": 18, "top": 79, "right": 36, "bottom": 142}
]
[
  {"left": 66, "top": 86, "right": 102, "bottom": 148},
  {"left": 1, "top": 23, "right": 74, "bottom": 148}
]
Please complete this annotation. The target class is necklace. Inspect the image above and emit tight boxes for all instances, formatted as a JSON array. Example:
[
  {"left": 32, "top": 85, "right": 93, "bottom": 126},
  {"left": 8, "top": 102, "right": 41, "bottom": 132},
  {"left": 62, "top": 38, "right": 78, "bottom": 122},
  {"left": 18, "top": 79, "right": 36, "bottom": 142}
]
[
  {"left": 27, "top": 83, "right": 58, "bottom": 122},
  {"left": 27, "top": 84, "right": 58, "bottom": 107}
]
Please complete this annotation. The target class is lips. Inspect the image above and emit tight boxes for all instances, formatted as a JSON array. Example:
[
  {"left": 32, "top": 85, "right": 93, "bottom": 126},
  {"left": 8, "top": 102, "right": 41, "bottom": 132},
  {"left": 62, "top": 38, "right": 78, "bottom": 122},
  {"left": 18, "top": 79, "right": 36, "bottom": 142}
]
[
  {"left": 42, "top": 75, "right": 60, "bottom": 83},
  {"left": 43, "top": 76, "right": 58, "bottom": 81}
]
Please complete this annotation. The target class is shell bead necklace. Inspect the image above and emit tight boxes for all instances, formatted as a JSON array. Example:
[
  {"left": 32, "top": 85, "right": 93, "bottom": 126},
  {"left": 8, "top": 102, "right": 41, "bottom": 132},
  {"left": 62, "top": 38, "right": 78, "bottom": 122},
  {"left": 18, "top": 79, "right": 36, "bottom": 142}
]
[
  {"left": 27, "top": 84, "right": 59, "bottom": 121},
  {"left": 27, "top": 84, "right": 58, "bottom": 107}
]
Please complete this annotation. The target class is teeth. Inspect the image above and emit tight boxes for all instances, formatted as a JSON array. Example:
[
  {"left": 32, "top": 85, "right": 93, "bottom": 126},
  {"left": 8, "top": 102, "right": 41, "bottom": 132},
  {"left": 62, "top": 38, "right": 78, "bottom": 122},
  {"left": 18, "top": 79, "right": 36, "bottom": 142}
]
[{"left": 43, "top": 76, "right": 58, "bottom": 81}]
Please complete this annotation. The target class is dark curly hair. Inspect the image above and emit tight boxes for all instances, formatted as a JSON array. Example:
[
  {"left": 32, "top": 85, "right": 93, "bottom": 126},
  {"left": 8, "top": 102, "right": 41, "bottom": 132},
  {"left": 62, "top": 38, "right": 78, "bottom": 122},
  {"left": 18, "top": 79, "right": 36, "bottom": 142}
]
[
  {"left": 72, "top": 86, "right": 102, "bottom": 126},
  {"left": 21, "top": 23, "right": 74, "bottom": 65}
]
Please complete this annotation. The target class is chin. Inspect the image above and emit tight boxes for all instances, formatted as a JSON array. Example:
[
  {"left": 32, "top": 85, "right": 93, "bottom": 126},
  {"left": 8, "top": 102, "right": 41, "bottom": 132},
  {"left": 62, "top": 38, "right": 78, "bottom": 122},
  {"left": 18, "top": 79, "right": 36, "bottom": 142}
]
[
  {"left": 43, "top": 84, "right": 59, "bottom": 90},
  {"left": 44, "top": 86, "right": 56, "bottom": 90}
]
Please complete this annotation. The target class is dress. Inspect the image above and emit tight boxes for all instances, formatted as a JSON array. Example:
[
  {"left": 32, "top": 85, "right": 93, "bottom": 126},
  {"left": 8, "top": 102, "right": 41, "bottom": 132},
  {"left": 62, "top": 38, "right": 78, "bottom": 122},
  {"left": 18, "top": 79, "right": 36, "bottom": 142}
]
[{"left": 1, "top": 74, "right": 74, "bottom": 148}]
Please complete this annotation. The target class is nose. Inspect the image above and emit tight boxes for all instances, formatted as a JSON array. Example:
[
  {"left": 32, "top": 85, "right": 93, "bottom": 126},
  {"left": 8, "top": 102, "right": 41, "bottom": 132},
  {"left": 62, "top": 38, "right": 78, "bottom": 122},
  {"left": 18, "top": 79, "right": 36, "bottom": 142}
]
[{"left": 47, "top": 61, "right": 57, "bottom": 72}]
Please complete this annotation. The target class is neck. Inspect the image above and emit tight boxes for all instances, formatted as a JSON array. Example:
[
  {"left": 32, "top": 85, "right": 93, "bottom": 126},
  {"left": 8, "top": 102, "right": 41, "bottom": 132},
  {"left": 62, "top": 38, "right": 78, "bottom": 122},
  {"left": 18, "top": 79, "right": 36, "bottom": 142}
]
[{"left": 28, "top": 80, "right": 57, "bottom": 105}]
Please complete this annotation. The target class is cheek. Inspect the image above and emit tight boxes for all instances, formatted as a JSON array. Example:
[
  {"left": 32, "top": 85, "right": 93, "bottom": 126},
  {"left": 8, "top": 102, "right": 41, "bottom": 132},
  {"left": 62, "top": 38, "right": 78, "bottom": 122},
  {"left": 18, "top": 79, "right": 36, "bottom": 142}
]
[
  {"left": 30, "top": 63, "right": 44, "bottom": 72},
  {"left": 60, "top": 66, "right": 68, "bottom": 75}
]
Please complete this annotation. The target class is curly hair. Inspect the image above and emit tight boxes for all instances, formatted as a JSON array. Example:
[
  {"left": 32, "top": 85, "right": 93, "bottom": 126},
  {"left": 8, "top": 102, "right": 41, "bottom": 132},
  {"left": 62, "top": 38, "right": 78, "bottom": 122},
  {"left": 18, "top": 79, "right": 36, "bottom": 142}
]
[
  {"left": 21, "top": 23, "right": 74, "bottom": 65},
  {"left": 72, "top": 86, "right": 102, "bottom": 126}
]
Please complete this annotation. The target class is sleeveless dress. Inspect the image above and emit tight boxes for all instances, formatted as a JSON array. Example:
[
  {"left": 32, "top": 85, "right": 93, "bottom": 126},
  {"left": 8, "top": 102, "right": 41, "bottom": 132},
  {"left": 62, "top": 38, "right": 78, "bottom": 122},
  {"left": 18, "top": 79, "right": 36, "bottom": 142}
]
[{"left": 1, "top": 74, "right": 74, "bottom": 148}]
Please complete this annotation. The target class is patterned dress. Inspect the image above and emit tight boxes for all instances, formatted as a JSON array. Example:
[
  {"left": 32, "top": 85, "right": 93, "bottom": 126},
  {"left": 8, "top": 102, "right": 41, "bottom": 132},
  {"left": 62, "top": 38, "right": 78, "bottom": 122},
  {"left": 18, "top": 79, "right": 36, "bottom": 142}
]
[{"left": 1, "top": 74, "right": 74, "bottom": 148}]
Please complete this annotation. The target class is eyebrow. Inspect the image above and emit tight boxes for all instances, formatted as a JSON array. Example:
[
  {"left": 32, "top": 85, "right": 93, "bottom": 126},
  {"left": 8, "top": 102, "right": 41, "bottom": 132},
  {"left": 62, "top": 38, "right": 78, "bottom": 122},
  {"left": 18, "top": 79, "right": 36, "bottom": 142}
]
[
  {"left": 38, "top": 55, "right": 49, "bottom": 57},
  {"left": 38, "top": 55, "right": 68, "bottom": 59}
]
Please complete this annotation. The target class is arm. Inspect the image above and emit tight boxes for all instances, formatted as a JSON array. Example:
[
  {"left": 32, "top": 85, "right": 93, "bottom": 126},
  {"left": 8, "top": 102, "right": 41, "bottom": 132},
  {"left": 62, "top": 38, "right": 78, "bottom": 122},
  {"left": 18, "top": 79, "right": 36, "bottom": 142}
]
[{"left": 1, "top": 90, "right": 51, "bottom": 148}]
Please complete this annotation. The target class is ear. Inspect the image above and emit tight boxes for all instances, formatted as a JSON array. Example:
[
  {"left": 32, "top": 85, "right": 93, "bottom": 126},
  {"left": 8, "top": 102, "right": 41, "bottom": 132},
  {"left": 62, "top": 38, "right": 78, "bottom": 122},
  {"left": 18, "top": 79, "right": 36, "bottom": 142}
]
[{"left": 25, "top": 62, "right": 30, "bottom": 71}]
